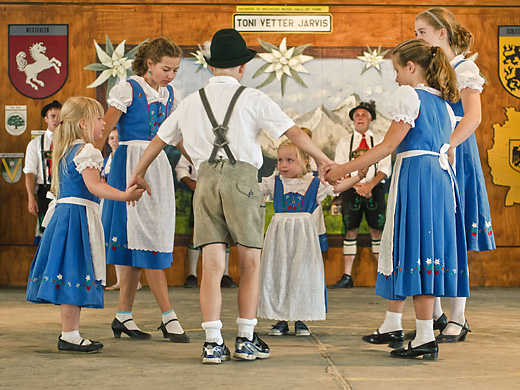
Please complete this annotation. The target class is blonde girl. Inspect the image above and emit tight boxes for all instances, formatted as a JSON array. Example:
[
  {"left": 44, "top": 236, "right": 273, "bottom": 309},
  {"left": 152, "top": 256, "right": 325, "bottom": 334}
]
[
  {"left": 327, "top": 39, "right": 469, "bottom": 360},
  {"left": 415, "top": 7, "right": 495, "bottom": 342},
  {"left": 258, "top": 141, "right": 362, "bottom": 337},
  {"left": 26, "top": 96, "right": 144, "bottom": 353}
]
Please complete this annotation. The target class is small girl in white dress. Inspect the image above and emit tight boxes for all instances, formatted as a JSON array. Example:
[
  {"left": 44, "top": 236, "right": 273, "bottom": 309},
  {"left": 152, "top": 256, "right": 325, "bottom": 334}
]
[{"left": 258, "top": 140, "right": 365, "bottom": 336}]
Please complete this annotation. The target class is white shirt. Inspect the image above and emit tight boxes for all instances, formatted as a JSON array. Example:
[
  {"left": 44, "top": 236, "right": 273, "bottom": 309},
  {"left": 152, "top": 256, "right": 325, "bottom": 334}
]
[
  {"left": 334, "top": 129, "right": 392, "bottom": 183},
  {"left": 23, "top": 129, "right": 53, "bottom": 185},
  {"left": 175, "top": 155, "right": 198, "bottom": 182},
  {"left": 107, "top": 75, "right": 182, "bottom": 113},
  {"left": 157, "top": 76, "right": 294, "bottom": 170}
]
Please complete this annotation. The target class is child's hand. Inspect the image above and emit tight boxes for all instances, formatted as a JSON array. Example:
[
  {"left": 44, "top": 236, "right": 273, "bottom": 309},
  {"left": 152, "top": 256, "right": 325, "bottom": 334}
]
[
  {"left": 325, "top": 163, "right": 349, "bottom": 185},
  {"left": 128, "top": 173, "right": 151, "bottom": 196},
  {"left": 358, "top": 166, "right": 369, "bottom": 180},
  {"left": 448, "top": 145, "right": 455, "bottom": 166},
  {"left": 125, "top": 184, "right": 146, "bottom": 206}
]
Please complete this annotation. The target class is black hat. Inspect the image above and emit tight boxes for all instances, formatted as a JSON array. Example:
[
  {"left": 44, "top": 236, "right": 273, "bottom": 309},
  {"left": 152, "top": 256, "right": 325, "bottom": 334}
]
[
  {"left": 205, "top": 29, "right": 257, "bottom": 68},
  {"left": 41, "top": 100, "right": 62, "bottom": 118},
  {"left": 349, "top": 101, "right": 376, "bottom": 121}
]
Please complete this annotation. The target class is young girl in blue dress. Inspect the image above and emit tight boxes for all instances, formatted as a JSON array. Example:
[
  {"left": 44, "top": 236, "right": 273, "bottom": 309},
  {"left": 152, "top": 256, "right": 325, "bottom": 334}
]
[
  {"left": 326, "top": 39, "right": 469, "bottom": 360},
  {"left": 99, "top": 37, "right": 189, "bottom": 342},
  {"left": 26, "top": 96, "right": 144, "bottom": 353},
  {"left": 415, "top": 7, "right": 495, "bottom": 342},
  {"left": 258, "top": 140, "right": 363, "bottom": 336}
]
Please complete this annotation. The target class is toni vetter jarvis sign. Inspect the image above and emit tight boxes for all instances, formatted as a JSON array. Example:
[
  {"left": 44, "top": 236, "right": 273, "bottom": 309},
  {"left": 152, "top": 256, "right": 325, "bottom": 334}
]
[
  {"left": 234, "top": 6, "right": 332, "bottom": 33},
  {"left": 8, "top": 25, "right": 68, "bottom": 99}
]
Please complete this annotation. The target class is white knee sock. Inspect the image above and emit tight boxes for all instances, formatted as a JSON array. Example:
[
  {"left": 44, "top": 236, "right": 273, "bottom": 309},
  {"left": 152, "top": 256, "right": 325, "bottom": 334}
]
[
  {"left": 440, "top": 297, "right": 467, "bottom": 335},
  {"left": 187, "top": 246, "right": 200, "bottom": 277},
  {"left": 371, "top": 238, "right": 381, "bottom": 256},
  {"left": 61, "top": 330, "right": 91, "bottom": 345},
  {"left": 202, "top": 320, "right": 223, "bottom": 344},
  {"left": 237, "top": 317, "right": 257, "bottom": 340},
  {"left": 449, "top": 297, "right": 466, "bottom": 324},
  {"left": 377, "top": 311, "right": 402, "bottom": 334},
  {"left": 116, "top": 311, "right": 140, "bottom": 331},
  {"left": 162, "top": 310, "right": 184, "bottom": 334},
  {"left": 343, "top": 239, "right": 357, "bottom": 257},
  {"left": 412, "top": 319, "right": 435, "bottom": 348},
  {"left": 433, "top": 297, "right": 443, "bottom": 320}
]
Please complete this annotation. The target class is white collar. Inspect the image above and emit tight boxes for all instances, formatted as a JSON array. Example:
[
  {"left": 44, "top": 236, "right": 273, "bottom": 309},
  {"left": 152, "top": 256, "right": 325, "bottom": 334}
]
[
  {"left": 208, "top": 75, "right": 241, "bottom": 85},
  {"left": 353, "top": 129, "right": 373, "bottom": 138},
  {"left": 45, "top": 129, "right": 53, "bottom": 139},
  {"left": 129, "top": 75, "right": 170, "bottom": 104},
  {"left": 416, "top": 84, "right": 442, "bottom": 97}
]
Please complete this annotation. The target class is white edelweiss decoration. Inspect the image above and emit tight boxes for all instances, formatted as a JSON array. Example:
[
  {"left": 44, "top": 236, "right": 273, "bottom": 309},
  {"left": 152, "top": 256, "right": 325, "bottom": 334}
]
[
  {"left": 86, "top": 275, "right": 91, "bottom": 281},
  {"left": 57, "top": 274, "right": 62, "bottom": 280},
  {"left": 189, "top": 42, "right": 210, "bottom": 73},
  {"left": 358, "top": 45, "right": 389, "bottom": 76},
  {"left": 85, "top": 35, "right": 148, "bottom": 99},
  {"left": 254, "top": 37, "right": 313, "bottom": 96}
]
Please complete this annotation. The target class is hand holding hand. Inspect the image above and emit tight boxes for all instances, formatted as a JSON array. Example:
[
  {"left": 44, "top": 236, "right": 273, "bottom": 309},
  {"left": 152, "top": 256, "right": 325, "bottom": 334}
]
[
  {"left": 128, "top": 173, "right": 151, "bottom": 196},
  {"left": 125, "top": 184, "right": 146, "bottom": 206},
  {"left": 325, "top": 163, "right": 349, "bottom": 185}
]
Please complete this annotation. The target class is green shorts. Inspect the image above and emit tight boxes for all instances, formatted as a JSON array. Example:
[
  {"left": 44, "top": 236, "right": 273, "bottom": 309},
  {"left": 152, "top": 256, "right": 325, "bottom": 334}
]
[{"left": 193, "top": 160, "right": 266, "bottom": 249}]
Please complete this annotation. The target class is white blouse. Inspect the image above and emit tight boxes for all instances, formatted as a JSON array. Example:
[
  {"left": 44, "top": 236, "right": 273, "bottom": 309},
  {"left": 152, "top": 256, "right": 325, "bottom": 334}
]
[
  {"left": 107, "top": 76, "right": 182, "bottom": 113},
  {"left": 451, "top": 55, "right": 484, "bottom": 92},
  {"left": 260, "top": 173, "right": 335, "bottom": 204},
  {"left": 388, "top": 85, "right": 455, "bottom": 130},
  {"left": 73, "top": 143, "right": 104, "bottom": 173}
]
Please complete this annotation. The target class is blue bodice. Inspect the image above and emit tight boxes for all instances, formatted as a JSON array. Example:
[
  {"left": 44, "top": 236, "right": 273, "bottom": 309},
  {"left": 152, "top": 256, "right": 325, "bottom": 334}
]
[
  {"left": 395, "top": 89, "right": 452, "bottom": 154},
  {"left": 116, "top": 79, "right": 174, "bottom": 142},
  {"left": 273, "top": 175, "right": 320, "bottom": 214},
  {"left": 58, "top": 143, "right": 99, "bottom": 203}
]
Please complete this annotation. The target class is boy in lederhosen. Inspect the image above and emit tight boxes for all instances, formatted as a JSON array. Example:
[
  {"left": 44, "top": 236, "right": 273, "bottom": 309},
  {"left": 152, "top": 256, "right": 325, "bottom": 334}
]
[{"left": 129, "top": 28, "right": 334, "bottom": 364}]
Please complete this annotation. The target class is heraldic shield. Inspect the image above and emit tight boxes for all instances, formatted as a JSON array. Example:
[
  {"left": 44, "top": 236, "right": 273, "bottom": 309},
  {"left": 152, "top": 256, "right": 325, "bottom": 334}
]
[
  {"left": 510, "top": 139, "right": 520, "bottom": 173},
  {"left": 499, "top": 26, "right": 520, "bottom": 99},
  {"left": 8, "top": 25, "right": 68, "bottom": 99}
]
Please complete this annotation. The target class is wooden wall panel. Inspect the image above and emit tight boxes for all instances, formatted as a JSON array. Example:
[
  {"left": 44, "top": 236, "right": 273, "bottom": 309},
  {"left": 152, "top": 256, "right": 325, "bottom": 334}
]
[{"left": 1, "top": 1, "right": 519, "bottom": 286}]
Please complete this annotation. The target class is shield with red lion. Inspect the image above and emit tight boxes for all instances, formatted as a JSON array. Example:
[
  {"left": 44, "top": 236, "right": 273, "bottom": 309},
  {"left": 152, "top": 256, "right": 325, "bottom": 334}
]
[{"left": 8, "top": 25, "right": 68, "bottom": 99}]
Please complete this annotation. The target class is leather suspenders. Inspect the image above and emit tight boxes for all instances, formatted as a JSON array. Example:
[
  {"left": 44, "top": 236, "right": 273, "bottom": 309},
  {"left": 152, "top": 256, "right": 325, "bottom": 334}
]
[{"left": 198, "top": 86, "right": 246, "bottom": 165}]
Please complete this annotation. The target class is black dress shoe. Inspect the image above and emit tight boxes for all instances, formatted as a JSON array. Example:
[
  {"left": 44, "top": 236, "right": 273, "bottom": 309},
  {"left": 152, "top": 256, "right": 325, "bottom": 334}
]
[
  {"left": 111, "top": 318, "right": 151, "bottom": 339},
  {"left": 58, "top": 336, "right": 104, "bottom": 353},
  {"left": 405, "top": 313, "right": 448, "bottom": 340},
  {"left": 158, "top": 319, "right": 190, "bottom": 343},
  {"left": 390, "top": 341, "right": 439, "bottom": 360},
  {"left": 329, "top": 274, "right": 353, "bottom": 289},
  {"left": 436, "top": 320, "right": 471, "bottom": 343},
  {"left": 362, "top": 329, "right": 404, "bottom": 348},
  {"left": 221, "top": 275, "right": 237, "bottom": 288},
  {"left": 183, "top": 275, "right": 197, "bottom": 288}
]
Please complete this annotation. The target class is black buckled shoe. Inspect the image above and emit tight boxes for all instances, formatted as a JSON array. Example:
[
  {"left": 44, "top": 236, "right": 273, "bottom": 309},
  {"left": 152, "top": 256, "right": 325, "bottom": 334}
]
[
  {"left": 436, "top": 320, "right": 471, "bottom": 343},
  {"left": 111, "top": 318, "right": 151, "bottom": 339},
  {"left": 158, "top": 319, "right": 190, "bottom": 343},
  {"left": 183, "top": 275, "right": 197, "bottom": 288},
  {"left": 405, "top": 313, "right": 448, "bottom": 340},
  {"left": 362, "top": 329, "right": 404, "bottom": 348},
  {"left": 58, "top": 336, "right": 104, "bottom": 353},
  {"left": 390, "top": 341, "right": 439, "bottom": 360},
  {"left": 329, "top": 274, "right": 353, "bottom": 289},
  {"left": 221, "top": 275, "right": 237, "bottom": 288}
]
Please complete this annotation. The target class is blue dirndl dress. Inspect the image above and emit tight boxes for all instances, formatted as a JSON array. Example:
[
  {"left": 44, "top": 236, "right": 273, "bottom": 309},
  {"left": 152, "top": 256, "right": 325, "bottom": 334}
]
[
  {"left": 376, "top": 87, "right": 470, "bottom": 301},
  {"left": 102, "top": 79, "right": 176, "bottom": 269},
  {"left": 26, "top": 143, "right": 104, "bottom": 309},
  {"left": 450, "top": 59, "right": 495, "bottom": 251},
  {"left": 258, "top": 174, "right": 328, "bottom": 321}
]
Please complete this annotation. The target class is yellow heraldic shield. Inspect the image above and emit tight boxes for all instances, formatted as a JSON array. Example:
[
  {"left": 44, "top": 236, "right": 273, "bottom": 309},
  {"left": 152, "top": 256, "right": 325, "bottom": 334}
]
[
  {"left": 499, "top": 26, "right": 520, "bottom": 99},
  {"left": 488, "top": 107, "right": 520, "bottom": 206}
]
